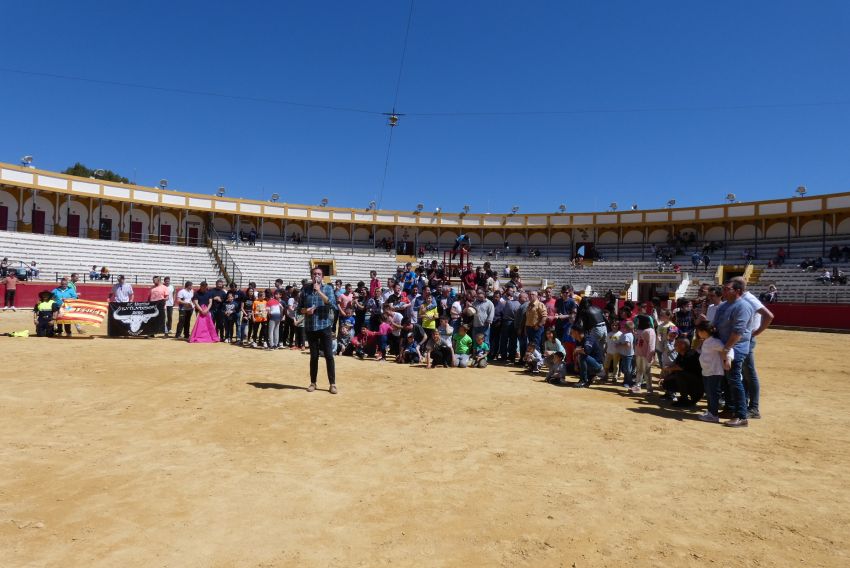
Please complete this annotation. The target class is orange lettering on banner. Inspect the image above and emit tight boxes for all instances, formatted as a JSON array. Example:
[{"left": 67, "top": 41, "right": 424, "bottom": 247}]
[{"left": 56, "top": 300, "right": 109, "bottom": 326}]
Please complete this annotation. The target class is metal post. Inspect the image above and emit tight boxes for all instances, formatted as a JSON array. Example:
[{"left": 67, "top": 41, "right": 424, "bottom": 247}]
[
  {"left": 787, "top": 219, "right": 791, "bottom": 258},
  {"left": 754, "top": 221, "right": 758, "bottom": 260}
]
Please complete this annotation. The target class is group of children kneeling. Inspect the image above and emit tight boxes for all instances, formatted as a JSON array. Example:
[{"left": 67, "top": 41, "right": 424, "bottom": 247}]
[
  {"left": 517, "top": 306, "right": 734, "bottom": 423},
  {"left": 332, "top": 310, "right": 490, "bottom": 369}
]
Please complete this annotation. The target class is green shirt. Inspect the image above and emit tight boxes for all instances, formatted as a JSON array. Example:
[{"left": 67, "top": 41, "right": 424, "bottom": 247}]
[{"left": 453, "top": 333, "right": 473, "bottom": 355}]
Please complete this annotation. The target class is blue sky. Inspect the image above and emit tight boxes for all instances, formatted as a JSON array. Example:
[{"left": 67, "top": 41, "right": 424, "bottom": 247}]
[{"left": 2, "top": 0, "right": 849, "bottom": 213}]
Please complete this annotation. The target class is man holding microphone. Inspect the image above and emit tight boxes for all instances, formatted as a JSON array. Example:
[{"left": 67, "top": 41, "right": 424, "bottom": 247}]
[{"left": 300, "top": 267, "right": 339, "bottom": 394}]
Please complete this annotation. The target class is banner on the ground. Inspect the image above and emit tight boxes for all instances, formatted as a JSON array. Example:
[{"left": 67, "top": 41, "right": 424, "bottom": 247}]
[
  {"left": 56, "top": 299, "right": 108, "bottom": 326},
  {"left": 108, "top": 301, "right": 165, "bottom": 337}
]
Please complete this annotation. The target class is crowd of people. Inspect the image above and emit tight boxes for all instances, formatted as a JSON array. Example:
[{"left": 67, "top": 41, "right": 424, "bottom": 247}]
[
  {"left": 1, "top": 257, "right": 40, "bottom": 280},
  {"left": 17, "top": 254, "right": 775, "bottom": 423}
]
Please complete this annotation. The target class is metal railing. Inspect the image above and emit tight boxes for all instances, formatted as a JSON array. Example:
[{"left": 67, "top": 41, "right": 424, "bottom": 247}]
[{"left": 207, "top": 226, "right": 244, "bottom": 287}]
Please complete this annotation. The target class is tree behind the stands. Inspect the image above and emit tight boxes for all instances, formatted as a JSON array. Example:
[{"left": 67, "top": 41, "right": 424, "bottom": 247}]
[{"left": 62, "top": 163, "right": 129, "bottom": 184}]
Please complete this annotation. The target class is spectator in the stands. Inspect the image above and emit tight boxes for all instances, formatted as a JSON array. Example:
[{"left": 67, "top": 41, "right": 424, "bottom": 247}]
[
  {"left": 758, "top": 285, "right": 778, "bottom": 304},
  {"left": 776, "top": 247, "right": 786, "bottom": 266},
  {"left": 829, "top": 245, "right": 841, "bottom": 263},
  {"left": 28, "top": 261, "right": 39, "bottom": 279},
  {"left": 0, "top": 257, "right": 9, "bottom": 277},
  {"left": 100, "top": 266, "right": 110, "bottom": 280},
  {"left": 842, "top": 245, "right": 850, "bottom": 262},
  {"left": 89, "top": 265, "right": 99, "bottom": 280}
]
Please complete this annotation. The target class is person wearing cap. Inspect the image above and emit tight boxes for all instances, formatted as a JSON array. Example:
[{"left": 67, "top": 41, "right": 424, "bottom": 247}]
[
  {"left": 33, "top": 289, "right": 59, "bottom": 337},
  {"left": 110, "top": 275, "right": 134, "bottom": 303}
]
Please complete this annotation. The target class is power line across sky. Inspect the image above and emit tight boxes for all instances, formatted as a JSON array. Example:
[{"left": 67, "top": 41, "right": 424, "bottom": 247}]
[{"left": 1, "top": 1, "right": 849, "bottom": 213}]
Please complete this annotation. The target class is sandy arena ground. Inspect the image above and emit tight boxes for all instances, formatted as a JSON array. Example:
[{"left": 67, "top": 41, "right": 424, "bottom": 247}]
[{"left": 0, "top": 311, "right": 848, "bottom": 567}]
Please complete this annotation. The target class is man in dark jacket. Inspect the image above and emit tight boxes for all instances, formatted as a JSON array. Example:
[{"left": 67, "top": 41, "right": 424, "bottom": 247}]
[{"left": 660, "top": 338, "right": 703, "bottom": 406}]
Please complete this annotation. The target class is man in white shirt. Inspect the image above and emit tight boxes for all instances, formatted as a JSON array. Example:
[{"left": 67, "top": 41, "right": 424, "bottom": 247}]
[
  {"left": 703, "top": 285, "right": 725, "bottom": 324},
  {"left": 110, "top": 275, "right": 134, "bottom": 303},
  {"left": 163, "top": 276, "right": 175, "bottom": 336},
  {"left": 734, "top": 277, "right": 774, "bottom": 419},
  {"left": 175, "top": 281, "right": 195, "bottom": 340}
]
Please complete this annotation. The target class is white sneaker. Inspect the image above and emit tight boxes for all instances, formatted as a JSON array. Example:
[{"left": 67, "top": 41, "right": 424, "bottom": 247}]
[
  {"left": 699, "top": 412, "right": 720, "bottom": 423},
  {"left": 224, "top": 339, "right": 230, "bottom": 343}
]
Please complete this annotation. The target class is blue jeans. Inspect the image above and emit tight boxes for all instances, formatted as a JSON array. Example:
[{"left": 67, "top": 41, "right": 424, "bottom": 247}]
[
  {"left": 525, "top": 326, "right": 543, "bottom": 350},
  {"left": 235, "top": 311, "right": 244, "bottom": 341},
  {"left": 578, "top": 354, "right": 602, "bottom": 384},
  {"left": 703, "top": 374, "right": 724, "bottom": 415},
  {"left": 725, "top": 348, "right": 748, "bottom": 419},
  {"left": 473, "top": 324, "right": 490, "bottom": 346},
  {"left": 589, "top": 324, "right": 606, "bottom": 348},
  {"left": 743, "top": 337, "right": 759, "bottom": 411},
  {"left": 620, "top": 355, "right": 634, "bottom": 385}
]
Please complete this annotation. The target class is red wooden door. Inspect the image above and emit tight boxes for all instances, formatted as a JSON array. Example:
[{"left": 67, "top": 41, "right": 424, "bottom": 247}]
[
  {"left": 130, "top": 221, "right": 142, "bottom": 243},
  {"left": 32, "top": 210, "right": 46, "bottom": 234},
  {"left": 0, "top": 205, "right": 8, "bottom": 231},
  {"left": 67, "top": 214, "right": 80, "bottom": 238},
  {"left": 160, "top": 224, "right": 172, "bottom": 245},
  {"left": 188, "top": 227, "right": 199, "bottom": 246}
]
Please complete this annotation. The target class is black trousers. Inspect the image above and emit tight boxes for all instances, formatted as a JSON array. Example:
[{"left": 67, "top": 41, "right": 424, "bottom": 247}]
[
  {"left": 4, "top": 290, "right": 15, "bottom": 307},
  {"left": 164, "top": 306, "right": 173, "bottom": 333},
  {"left": 214, "top": 311, "right": 226, "bottom": 340},
  {"left": 430, "top": 345, "right": 453, "bottom": 367},
  {"left": 306, "top": 327, "right": 336, "bottom": 385},
  {"left": 282, "top": 317, "right": 295, "bottom": 346},
  {"left": 175, "top": 310, "right": 193, "bottom": 338},
  {"left": 37, "top": 321, "right": 54, "bottom": 337}
]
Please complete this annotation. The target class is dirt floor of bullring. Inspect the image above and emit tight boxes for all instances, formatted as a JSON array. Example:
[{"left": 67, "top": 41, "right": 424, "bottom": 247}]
[{"left": 1, "top": 311, "right": 848, "bottom": 567}]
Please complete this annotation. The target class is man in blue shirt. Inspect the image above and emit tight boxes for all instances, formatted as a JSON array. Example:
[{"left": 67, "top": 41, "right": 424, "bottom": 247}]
[
  {"left": 571, "top": 326, "right": 604, "bottom": 388},
  {"left": 714, "top": 278, "right": 755, "bottom": 428},
  {"left": 52, "top": 277, "right": 78, "bottom": 336},
  {"left": 401, "top": 262, "right": 416, "bottom": 295},
  {"left": 299, "top": 267, "right": 339, "bottom": 394}
]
